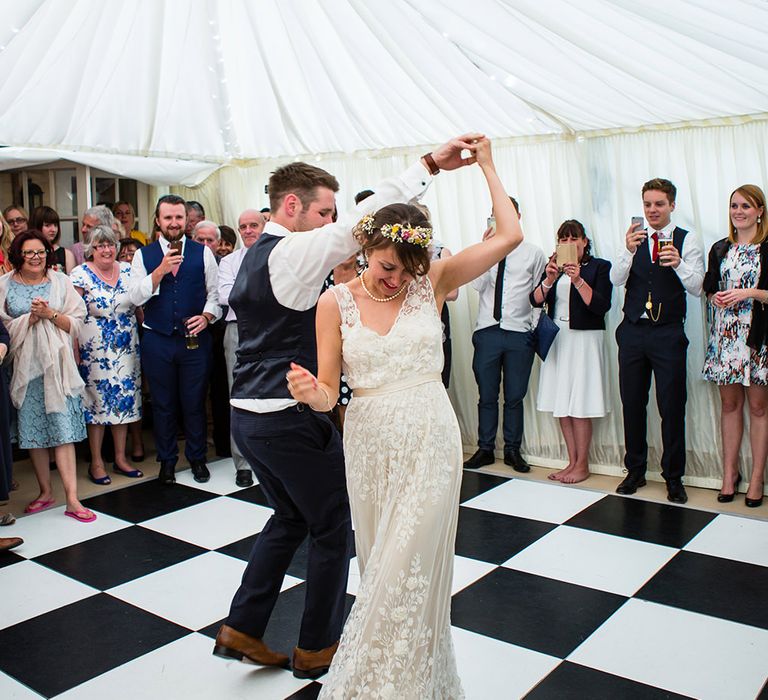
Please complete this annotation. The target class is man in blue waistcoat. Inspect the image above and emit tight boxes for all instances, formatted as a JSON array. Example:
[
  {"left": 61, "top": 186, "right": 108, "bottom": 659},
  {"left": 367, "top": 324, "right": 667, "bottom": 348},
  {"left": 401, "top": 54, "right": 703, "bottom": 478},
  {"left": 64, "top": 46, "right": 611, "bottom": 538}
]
[
  {"left": 129, "top": 194, "right": 221, "bottom": 485},
  {"left": 212, "top": 135, "right": 481, "bottom": 679},
  {"left": 610, "top": 178, "right": 704, "bottom": 503}
]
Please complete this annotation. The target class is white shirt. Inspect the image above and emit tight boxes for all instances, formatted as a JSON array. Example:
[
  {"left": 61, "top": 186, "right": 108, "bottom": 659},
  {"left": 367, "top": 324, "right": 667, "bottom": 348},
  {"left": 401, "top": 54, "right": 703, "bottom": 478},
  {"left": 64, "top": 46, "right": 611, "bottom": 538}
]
[
  {"left": 231, "top": 159, "right": 433, "bottom": 413},
  {"left": 472, "top": 242, "right": 547, "bottom": 332},
  {"left": 609, "top": 220, "right": 704, "bottom": 300},
  {"left": 128, "top": 235, "right": 221, "bottom": 328},
  {"left": 218, "top": 246, "right": 249, "bottom": 322}
]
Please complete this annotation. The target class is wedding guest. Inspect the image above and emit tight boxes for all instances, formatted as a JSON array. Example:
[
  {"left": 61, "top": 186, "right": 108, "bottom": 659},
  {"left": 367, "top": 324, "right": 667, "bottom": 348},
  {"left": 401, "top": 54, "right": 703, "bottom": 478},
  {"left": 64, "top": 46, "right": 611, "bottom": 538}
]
[
  {"left": 611, "top": 178, "right": 704, "bottom": 504},
  {"left": 129, "top": 195, "right": 220, "bottom": 485},
  {"left": 0, "top": 212, "right": 13, "bottom": 273},
  {"left": 2, "top": 206, "right": 28, "bottom": 238},
  {"left": 0, "top": 230, "right": 94, "bottom": 522},
  {"left": 703, "top": 184, "right": 768, "bottom": 507},
  {"left": 217, "top": 209, "right": 265, "bottom": 486},
  {"left": 531, "top": 220, "right": 613, "bottom": 483},
  {"left": 29, "top": 206, "right": 75, "bottom": 274},
  {"left": 464, "top": 198, "right": 546, "bottom": 472},
  {"left": 70, "top": 206, "right": 115, "bottom": 267},
  {"left": 117, "top": 238, "right": 142, "bottom": 264},
  {"left": 185, "top": 201, "right": 206, "bottom": 236},
  {"left": 71, "top": 226, "right": 143, "bottom": 485},
  {"left": 113, "top": 201, "right": 148, "bottom": 245},
  {"left": 218, "top": 225, "right": 237, "bottom": 258}
]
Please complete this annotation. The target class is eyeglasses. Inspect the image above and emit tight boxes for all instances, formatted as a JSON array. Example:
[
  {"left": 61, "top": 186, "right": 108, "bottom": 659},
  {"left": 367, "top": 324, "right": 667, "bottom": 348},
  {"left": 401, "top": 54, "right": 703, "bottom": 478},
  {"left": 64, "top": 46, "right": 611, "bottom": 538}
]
[
  {"left": 7, "top": 217, "right": 27, "bottom": 225},
  {"left": 21, "top": 250, "right": 47, "bottom": 259},
  {"left": 93, "top": 242, "right": 117, "bottom": 250}
]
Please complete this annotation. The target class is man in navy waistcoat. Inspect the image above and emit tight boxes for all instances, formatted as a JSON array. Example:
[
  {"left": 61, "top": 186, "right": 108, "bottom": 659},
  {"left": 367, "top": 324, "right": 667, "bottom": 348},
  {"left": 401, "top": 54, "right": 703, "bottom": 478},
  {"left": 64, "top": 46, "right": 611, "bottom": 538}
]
[
  {"left": 610, "top": 178, "right": 704, "bottom": 503},
  {"left": 213, "top": 135, "right": 481, "bottom": 679},
  {"left": 128, "top": 194, "right": 221, "bottom": 485}
]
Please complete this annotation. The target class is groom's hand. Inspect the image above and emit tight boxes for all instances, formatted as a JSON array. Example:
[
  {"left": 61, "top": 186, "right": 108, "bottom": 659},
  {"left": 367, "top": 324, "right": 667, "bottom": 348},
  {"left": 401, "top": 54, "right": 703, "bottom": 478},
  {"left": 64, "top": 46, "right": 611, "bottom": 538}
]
[{"left": 427, "top": 132, "right": 485, "bottom": 171}]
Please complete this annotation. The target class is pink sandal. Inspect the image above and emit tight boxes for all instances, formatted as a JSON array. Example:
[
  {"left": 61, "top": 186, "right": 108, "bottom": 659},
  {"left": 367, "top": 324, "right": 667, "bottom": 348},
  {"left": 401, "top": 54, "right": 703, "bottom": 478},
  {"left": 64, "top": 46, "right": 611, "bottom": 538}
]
[
  {"left": 24, "top": 498, "right": 56, "bottom": 514},
  {"left": 64, "top": 509, "right": 97, "bottom": 523}
]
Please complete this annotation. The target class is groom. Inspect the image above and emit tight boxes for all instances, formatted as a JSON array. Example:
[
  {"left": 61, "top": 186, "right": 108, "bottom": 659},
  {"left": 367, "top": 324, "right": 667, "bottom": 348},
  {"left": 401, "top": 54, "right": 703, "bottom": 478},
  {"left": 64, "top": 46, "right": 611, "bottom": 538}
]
[{"left": 213, "top": 134, "right": 482, "bottom": 679}]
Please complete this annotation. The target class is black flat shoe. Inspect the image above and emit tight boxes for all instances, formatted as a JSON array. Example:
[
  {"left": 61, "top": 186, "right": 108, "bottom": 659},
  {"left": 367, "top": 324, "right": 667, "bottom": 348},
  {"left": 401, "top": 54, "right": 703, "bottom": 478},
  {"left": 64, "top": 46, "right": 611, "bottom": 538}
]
[
  {"left": 190, "top": 460, "right": 210, "bottom": 483},
  {"left": 87, "top": 465, "right": 111, "bottom": 486},
  {"left": 463, "top": 449, "right": 495, "bottom": 470},
  {"left": 666, "top": 479, "right": 688, "bottom": 504},
  {"left": 616, "top": 472, "right": 646, "bottom": 495},
  {"left": 504, "top": 449, "right": 531, "bottom": 473},
  {"left": 113, "top": 463, "right": 144, "bottom": 478},
  {"left": 717, "top": 473, "right": 742, "bottom": 503},
  {"left": 131, "top": 452, "right": 145, "bottom": 463},
  {"left": 235, "top": 469, "right": 253, "bottom": 488}
]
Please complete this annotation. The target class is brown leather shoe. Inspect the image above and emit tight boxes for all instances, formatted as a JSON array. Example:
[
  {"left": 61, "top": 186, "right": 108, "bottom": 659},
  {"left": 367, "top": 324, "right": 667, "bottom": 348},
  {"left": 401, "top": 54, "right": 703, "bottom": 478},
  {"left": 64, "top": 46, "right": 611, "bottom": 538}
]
[
  {"left": 0, "top": 536, "right": 23, "bottom": 551},
  {"left": 212, "top": 624, "right": 290, "bottom": 668},
  {"left": 292, "top": 641, "right": 339, "bottom": 679}
]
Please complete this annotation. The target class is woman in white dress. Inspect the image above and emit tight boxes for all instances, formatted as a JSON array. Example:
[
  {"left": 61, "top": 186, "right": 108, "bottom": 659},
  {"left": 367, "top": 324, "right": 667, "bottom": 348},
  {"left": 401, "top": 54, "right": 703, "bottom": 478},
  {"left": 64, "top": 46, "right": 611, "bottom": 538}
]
[
  {"left": 287, "top": 139, "right": 522, "bottom": 699},
  {"left": 531, "top": 220, "right": 613, "bottom": 484}
]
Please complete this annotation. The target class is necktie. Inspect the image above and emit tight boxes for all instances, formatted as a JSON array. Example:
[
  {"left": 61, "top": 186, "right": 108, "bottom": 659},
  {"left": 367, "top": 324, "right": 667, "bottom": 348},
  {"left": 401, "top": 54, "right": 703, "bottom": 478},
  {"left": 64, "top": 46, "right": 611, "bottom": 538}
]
[
  {"left": 493, "top": 257, "right": 506, "bottom": 322},
  {"left": 651, "top": 231, "right": 660, "bottom": 263}
]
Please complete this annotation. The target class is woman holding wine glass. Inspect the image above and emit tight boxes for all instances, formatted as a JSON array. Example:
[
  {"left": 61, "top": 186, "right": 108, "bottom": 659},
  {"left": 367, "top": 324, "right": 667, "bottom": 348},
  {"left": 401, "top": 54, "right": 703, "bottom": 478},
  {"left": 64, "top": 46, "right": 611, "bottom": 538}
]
[{"left": 702, "top": 184, "right": 768, "bottom": 507}]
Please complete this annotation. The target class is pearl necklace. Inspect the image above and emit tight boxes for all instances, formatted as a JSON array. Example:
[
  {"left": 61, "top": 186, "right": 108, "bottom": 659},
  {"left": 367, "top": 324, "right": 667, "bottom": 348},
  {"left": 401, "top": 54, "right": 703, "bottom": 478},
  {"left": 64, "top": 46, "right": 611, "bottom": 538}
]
[
  {"left": 91, "top": 262, "right": 119, "bottom": 285},
  {"left": 359, "top": 270, "right": 407, "bottom": 303}
]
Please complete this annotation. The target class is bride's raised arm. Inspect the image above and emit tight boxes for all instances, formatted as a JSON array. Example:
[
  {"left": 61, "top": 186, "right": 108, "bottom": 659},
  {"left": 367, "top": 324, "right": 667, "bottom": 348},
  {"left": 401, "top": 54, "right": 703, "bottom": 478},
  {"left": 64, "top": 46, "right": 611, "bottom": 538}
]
[{"left": 430, "top": 138, "right": 522, "bottom": 299}]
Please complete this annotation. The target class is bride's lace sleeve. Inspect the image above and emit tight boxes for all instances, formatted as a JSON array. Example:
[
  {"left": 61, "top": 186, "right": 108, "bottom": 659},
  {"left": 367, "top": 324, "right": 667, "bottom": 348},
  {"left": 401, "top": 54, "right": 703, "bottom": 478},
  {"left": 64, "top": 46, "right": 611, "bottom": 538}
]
[{"left": 329, "top": 284, "right": 358, "bottom": 329}]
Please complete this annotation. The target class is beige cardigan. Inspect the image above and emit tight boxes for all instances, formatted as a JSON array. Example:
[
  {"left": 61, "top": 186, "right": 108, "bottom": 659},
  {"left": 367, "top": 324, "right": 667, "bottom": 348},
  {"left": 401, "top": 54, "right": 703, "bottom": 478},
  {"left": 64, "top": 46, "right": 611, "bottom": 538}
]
[{"left": 0, "top": 270, "right": 86, "bottom": 412}]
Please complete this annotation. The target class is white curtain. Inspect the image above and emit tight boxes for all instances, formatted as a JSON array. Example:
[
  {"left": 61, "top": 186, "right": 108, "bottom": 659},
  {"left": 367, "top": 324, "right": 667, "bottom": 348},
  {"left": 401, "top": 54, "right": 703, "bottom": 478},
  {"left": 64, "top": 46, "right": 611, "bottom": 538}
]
[{"left": 173, "top": 118, "right": 768, "bottom": 487}]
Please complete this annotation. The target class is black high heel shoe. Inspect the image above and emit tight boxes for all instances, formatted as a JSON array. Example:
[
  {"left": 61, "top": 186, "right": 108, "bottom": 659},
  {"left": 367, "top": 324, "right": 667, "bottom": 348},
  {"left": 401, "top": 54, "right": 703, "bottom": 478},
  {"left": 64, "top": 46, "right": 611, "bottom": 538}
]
[
  {"left": 717, "top": 473, "right": 742, "bottom": 503},
  {"left": 745, "top": 481, "right": 764, "bottom": 508}
]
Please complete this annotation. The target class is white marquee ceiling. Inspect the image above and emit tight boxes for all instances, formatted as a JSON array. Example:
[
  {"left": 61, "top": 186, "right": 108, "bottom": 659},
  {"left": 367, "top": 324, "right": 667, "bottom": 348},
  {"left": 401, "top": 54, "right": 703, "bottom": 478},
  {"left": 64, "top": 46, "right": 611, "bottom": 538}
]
[{"left": 1, "top": 0, "right": 767, "bottom": 171}]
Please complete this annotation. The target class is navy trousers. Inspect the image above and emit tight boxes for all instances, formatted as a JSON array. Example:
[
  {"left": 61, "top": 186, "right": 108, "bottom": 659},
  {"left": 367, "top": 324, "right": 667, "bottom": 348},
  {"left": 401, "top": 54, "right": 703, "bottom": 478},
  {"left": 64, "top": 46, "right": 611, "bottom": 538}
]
[
  {"left": 472, "top": 325, "right": 535, "bottom": 452},
  {"left": 616, "top": 319, "right": 688, "bottom": 480},
  {"left": 226, "top": 406, "right": 353, "bottom": 651},
  {"left": 141, "top": 329, "right": 212, "bottom": 463}
]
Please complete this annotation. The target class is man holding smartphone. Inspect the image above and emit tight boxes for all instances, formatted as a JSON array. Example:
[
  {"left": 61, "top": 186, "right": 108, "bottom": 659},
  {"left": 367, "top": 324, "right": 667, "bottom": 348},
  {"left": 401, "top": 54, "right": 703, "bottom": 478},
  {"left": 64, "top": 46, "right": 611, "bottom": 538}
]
[
  {"left": 129, "top": 194, "right": 221, "bottom": 485},
  {"left": 610, "top": 178, "right": 704, "bottom": 503}
]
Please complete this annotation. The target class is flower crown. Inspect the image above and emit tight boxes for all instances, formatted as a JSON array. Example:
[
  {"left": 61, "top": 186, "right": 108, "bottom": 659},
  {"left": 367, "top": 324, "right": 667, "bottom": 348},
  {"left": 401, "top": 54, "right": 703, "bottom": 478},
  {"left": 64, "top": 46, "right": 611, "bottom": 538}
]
[{"left": 359, "top": 214, "right": 432, "bottom": 248}]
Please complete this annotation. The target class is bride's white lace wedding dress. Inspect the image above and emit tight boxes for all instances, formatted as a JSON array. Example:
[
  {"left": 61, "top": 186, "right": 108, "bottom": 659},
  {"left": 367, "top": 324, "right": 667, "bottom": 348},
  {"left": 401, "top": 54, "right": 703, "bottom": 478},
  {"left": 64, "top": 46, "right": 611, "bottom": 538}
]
[{"left": 319, "top": 276, "right": 464, "bottom": 700}]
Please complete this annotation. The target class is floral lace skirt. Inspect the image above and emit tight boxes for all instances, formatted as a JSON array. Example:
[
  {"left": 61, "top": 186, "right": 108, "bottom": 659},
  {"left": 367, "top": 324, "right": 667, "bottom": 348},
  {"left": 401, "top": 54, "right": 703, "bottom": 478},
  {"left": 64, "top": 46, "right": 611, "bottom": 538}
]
[{"left": 320, "top": 381, "right": 464, "bottom": 700}]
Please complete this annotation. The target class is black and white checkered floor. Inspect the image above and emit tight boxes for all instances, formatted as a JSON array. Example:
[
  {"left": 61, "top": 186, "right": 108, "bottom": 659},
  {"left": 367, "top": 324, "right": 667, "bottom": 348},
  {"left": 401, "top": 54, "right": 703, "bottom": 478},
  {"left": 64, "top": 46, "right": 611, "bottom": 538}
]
[{"left": 2, "top": 460, "right": 767, "bottom": 699}]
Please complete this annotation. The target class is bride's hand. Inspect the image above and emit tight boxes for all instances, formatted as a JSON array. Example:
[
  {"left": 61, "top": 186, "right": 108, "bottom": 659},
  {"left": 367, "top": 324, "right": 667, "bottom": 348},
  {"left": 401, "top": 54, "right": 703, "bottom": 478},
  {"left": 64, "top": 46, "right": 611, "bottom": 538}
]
[
  {"left": 286, "top": 362, "right": 319, "bottom": 404},
  {"left": 473, "top": 137, "right": 493, "bottom": 168}
]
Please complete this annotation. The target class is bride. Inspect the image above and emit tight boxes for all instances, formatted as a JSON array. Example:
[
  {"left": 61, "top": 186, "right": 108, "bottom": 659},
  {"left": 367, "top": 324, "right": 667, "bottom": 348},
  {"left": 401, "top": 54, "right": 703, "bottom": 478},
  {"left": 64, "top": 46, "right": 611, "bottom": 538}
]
[{"left": 287, "top": 138, "right": 522, "bottom": 698}]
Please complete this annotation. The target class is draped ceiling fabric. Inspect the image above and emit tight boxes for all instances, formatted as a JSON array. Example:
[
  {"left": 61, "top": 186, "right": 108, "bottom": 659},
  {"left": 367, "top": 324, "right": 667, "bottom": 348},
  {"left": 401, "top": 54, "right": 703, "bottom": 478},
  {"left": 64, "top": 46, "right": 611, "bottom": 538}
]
[{"left": 2, "top": 0, "right": 768, "bottom": 484}]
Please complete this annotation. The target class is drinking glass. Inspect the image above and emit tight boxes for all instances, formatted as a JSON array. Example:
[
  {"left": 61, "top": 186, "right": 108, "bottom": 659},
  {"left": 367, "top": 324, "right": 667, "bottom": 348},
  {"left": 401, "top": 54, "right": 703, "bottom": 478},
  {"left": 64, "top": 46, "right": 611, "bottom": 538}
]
[{"left": 182, "top": 317, "right": 199, "bottom": 350}]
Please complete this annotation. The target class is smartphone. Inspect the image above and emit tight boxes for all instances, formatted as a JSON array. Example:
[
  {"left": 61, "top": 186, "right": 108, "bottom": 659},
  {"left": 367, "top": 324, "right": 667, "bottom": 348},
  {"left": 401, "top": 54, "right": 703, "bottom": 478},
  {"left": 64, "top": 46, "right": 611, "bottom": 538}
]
[
  {"left": 631, "top": 216, "right": 644, "bottom": 231},
  {"left": 487, "top": 216, "right": 496, "bottom": 232},
  {"left": 169, "top": 240, "right": 182, "bottom": 254},
  {"left": 556, "top": 242, "right": 578, "bottom": 267}
]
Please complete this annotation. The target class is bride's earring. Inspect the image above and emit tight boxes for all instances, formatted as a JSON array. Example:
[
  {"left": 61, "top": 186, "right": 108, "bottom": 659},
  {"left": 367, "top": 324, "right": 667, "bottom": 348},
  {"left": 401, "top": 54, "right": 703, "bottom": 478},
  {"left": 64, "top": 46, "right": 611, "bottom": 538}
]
[{"left": 759, "top": 216, "right": 763, "bottom": 224}]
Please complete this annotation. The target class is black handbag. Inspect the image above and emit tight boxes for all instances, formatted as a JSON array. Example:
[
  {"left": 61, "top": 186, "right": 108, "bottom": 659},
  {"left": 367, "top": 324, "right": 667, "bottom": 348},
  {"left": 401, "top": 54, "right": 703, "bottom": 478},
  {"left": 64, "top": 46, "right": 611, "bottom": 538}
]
[{"left": 533, "top": 308, "right": 559, "bottom": 361}]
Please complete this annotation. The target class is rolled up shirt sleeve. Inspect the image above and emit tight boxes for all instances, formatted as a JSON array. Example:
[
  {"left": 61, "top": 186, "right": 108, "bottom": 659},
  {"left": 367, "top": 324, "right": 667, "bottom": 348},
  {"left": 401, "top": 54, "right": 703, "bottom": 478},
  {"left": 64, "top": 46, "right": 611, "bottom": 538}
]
[
  {"left": 128, "top": 248, "right": 158, "bottom": 306},
  {"left": 271, "top": 160, "right": 433, "bottom": 311}
]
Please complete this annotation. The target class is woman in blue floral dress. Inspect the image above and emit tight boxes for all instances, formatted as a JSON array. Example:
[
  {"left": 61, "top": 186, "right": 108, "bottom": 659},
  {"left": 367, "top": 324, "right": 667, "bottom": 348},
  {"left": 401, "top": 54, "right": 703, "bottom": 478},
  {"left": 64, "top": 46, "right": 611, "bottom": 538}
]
[
  {"left": 702, "top": 184, "right": 768, "bottom": 507},
  {"left": 71, "top": 225, "right": 142, "bottom": 485}
]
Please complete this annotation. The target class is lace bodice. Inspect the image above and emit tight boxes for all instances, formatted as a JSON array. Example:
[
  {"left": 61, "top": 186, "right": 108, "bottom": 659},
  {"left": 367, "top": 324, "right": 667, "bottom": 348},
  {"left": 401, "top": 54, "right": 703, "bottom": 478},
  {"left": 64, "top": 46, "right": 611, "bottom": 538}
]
[{"left": 331, "top": 276, "right": 444, "bottom": 390}]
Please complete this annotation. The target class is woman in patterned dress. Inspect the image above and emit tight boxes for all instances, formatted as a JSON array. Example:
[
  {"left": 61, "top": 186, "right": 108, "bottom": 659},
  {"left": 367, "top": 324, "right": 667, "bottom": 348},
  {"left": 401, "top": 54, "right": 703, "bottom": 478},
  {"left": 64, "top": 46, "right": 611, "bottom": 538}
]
[
  {"left": 702, "top": 184, "right": 768, "bottom": 507},
  {"left": 287, "top": 138, "right": 522, "bottom": 698},
  {"left": 71, "top": 225, "right": 142, "bottom": 485}
]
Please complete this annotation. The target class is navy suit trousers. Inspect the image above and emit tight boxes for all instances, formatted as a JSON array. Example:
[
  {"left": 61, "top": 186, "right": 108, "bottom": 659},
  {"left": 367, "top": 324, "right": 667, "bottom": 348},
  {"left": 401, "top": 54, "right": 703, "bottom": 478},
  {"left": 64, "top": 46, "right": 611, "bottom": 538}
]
[
  {"left": 226, "top": 406, "right": 353, "bottom": 651},
  {"left": 141, "top": 329, "right": 212, "bottom": 463}
]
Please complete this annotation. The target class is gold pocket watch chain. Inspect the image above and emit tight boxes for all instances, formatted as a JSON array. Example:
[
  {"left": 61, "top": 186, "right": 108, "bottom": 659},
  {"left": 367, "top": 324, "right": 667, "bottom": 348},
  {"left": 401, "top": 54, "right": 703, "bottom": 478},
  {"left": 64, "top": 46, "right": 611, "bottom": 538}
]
[{"left": 646, "top": 292, "right": 662, "bottom": 322}]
